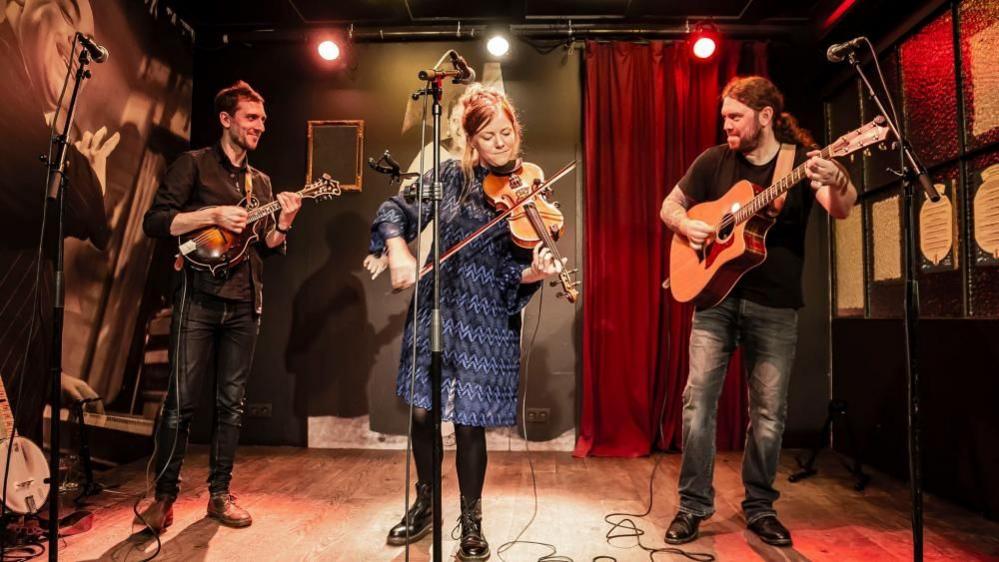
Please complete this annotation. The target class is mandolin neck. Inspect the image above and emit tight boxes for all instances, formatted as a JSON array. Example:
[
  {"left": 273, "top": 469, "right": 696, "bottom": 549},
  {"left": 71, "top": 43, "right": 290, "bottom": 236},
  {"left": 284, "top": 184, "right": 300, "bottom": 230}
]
[{"left": 245, "top": 185, "right": 310, "bottom": 224}]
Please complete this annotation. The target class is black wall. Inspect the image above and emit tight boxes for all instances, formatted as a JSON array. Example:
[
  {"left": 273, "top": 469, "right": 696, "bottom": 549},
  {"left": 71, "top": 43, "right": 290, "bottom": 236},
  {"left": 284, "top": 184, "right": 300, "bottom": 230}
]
[
  {"left": 819, "top": 0, "right": 999, "bottom": 518},
  {"left": 190, "top": 39, "right": 582, "bottom": 446}
]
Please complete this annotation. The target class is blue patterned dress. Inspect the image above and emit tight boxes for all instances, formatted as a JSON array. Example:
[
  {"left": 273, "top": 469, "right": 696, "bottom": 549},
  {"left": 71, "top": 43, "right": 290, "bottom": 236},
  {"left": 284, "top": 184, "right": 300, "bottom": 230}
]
[{"left": 370, "top": 159, "right": 540, "bottom": 427}]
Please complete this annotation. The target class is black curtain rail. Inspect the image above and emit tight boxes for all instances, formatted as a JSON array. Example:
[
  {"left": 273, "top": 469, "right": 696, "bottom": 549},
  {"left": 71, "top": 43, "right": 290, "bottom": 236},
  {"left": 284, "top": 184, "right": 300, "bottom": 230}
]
[{"left": 211, "top": 23, "right": 795, "bottom": 45}]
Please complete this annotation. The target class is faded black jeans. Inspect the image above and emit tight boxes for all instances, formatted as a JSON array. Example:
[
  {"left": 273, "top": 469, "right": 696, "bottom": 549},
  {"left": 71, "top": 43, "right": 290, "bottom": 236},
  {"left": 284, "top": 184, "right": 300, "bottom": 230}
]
[
  {"left": 154, "top": 287, "right": 258, "bottom": 500},
  {"left": 677, "top": 296, "right": 798, "bottom": 524}
]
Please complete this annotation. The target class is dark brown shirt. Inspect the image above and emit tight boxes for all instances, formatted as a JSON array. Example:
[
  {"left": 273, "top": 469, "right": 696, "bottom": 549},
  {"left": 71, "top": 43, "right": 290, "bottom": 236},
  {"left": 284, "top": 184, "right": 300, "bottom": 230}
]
[{"left": 143, "top": 143, "right": 284, "bottom": 314}]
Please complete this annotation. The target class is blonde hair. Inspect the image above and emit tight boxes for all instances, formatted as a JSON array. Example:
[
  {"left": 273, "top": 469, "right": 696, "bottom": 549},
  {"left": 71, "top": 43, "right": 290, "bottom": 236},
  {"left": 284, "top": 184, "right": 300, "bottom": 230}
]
[{"left": 457, "top": 84, "right": 523, "bottom": 191}]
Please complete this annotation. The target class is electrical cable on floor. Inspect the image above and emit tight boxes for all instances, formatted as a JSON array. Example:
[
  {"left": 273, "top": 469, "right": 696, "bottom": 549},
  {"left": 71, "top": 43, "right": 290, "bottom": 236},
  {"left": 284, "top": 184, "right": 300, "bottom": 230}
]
[
  {"left": 496, "top": 282, "right": 715, "bottom": 561},
  {"left": 131, "top": 270, "right": 189, "bottom": 561},
  {"left": 598, "top": 314, "right": 715, "bottom": 562},
  {"left": 496, "top": 289, "right": 572, "bottom": 562}
]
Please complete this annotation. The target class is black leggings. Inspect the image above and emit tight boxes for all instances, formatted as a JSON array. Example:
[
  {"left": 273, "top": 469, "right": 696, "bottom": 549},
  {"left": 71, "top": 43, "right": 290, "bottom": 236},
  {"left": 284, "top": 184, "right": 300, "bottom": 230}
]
[{"left": 411, "top": 407, "right": 487, "bottom": 501}]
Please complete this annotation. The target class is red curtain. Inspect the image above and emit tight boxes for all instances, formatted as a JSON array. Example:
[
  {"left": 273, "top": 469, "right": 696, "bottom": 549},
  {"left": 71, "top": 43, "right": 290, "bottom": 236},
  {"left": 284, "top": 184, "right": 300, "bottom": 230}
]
[{"left": 574, "top": 41, "right": 769, "bottom": 458}]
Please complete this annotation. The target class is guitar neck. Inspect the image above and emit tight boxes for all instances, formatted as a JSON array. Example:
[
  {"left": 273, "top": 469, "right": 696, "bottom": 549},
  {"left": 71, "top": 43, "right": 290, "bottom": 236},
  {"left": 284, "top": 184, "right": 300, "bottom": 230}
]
[{"left": 734, "top": 145, "right": 832, "bottom": 224}]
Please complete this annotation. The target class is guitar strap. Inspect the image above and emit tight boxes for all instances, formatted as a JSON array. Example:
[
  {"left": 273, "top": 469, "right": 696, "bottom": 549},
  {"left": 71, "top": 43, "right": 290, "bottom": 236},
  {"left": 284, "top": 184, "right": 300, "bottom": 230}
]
[
  {"left": 768, "top": 143, "right": 796, "bottom": 214},
  {"left": 774, "top": 143, "right": 796, "bottom": 185}
]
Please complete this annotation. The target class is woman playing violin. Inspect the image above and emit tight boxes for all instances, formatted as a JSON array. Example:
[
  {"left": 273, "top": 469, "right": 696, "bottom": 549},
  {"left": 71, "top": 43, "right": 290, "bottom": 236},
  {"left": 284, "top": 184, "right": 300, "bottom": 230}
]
[{"left": 365, "top": 84, "right": 564, "bottom": 560}]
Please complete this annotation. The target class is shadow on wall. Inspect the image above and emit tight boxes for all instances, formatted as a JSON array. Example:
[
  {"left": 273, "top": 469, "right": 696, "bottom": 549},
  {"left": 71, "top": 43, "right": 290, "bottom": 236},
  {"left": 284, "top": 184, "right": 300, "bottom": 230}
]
[{"left": 285, "top": 212, "right": 403, "bottom": 419}]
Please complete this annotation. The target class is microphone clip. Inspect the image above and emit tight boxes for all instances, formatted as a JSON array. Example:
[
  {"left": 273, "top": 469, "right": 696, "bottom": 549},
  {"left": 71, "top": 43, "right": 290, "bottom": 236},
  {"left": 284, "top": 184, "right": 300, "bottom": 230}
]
[{"left": 368, "top": 150, "right": 419, "bottom": 186}]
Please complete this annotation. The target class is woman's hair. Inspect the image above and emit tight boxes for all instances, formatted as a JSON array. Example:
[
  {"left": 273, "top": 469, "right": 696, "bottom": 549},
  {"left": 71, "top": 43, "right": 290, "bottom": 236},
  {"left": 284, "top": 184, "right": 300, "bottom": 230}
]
[
  {"left": 721, "top": 75, "right": 818, "bottom": 149},
  {"left": 458, "top": 84, "right": 523, "bottom": 188}
]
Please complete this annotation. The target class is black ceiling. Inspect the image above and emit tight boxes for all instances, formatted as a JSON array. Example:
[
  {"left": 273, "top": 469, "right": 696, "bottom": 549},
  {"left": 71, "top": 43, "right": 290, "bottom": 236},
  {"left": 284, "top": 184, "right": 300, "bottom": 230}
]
[{"left": 167, "top": 0, "right": 839, "bottom": 31}]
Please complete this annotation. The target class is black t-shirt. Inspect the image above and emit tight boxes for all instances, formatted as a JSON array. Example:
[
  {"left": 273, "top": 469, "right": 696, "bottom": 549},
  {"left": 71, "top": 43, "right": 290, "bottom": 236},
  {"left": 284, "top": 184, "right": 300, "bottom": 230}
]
[{"left": 677, "top": 143, "right": 814, "bottom": 309}]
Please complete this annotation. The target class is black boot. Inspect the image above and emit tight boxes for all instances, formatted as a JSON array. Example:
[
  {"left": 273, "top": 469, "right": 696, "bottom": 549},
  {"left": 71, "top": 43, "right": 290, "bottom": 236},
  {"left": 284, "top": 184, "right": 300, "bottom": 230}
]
[
  {"left": 456, "top": 496, "right": 490, "bottom": 561},
  {"left": 387, "top": 482, "right": 433, "bottom": 546}
]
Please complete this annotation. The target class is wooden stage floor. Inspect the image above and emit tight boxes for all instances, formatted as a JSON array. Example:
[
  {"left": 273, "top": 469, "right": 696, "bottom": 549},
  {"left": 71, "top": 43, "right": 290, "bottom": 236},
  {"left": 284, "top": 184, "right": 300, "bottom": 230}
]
[{"left": 60, "top": 446, "right": 999, "bottom": 561}]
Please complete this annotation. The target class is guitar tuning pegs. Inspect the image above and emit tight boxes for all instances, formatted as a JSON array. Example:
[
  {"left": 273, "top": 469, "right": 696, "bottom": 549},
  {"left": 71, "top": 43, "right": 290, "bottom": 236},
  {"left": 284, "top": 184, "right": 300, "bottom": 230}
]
[
  {"left": 863, "top": 148, "right": 872, "bottom": 157},
  {"left": 850, "top": 154, "right": 856, "bottom": 163}
]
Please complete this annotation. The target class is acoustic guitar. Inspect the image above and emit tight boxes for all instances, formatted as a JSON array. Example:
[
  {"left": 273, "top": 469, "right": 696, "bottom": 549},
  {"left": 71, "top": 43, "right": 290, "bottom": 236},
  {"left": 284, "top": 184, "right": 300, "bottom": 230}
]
[
  {"left": 667, "top": 117, "right": 891, "bottom": 308},
  {"left": 177, "top": 174, "right": 341, "bottom": 276},
  {"left": 0, "top": 374, "right": 49, "bottom": 514}
]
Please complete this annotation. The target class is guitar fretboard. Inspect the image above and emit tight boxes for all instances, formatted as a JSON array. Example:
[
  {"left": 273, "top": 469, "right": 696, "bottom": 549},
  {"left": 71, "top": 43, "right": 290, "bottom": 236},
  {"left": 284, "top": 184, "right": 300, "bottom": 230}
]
[{"left": 732, "top": 145, "right": 832, "bottom": 225}]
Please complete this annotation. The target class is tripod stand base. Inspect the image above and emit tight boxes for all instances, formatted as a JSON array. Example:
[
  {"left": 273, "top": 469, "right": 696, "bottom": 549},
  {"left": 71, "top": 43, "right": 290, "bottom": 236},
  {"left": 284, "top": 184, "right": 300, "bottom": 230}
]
[{"left": 788, "top": 399, "right": 871, "bottom": 491}]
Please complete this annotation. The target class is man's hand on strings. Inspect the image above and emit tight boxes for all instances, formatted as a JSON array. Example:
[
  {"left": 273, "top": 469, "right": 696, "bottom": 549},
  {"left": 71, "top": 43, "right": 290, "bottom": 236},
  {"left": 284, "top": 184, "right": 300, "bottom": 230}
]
[
  {"left": 806, "top": 150, "right": 848, "bottom": 194},
  {"left": 681, "top": 218, "right": 714, "bottom": 251}
]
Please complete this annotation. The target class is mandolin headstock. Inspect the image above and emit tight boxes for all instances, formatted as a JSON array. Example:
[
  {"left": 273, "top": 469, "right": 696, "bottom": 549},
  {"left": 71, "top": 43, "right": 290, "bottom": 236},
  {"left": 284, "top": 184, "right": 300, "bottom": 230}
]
[{"left": 302, "top": 173, "right": 343, "bottom": 201}]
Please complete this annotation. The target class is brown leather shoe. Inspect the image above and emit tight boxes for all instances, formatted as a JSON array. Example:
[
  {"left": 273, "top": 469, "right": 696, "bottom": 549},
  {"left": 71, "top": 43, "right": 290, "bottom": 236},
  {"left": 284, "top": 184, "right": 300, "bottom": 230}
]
[
  {"left": 134, "top": 496, "right": 174, "bottom": 534},
  {"left": 207, "top": 493, "right": 252, "bottom": 528}
]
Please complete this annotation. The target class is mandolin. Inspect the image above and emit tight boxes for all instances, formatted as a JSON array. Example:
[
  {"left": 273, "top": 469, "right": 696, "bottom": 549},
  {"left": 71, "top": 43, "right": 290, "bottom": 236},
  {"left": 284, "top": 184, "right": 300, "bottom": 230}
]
[
  {"left": 666, "top": 117, "right": 891, "bottom": 308},
  {"left": 177, "top": 174, "right": 341, "bottom": 276}
]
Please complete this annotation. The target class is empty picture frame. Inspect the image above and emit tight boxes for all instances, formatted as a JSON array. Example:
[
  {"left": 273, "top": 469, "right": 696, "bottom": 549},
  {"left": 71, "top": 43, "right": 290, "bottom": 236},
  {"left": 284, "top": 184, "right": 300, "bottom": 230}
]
[{"left": 307, "top": 120, "right": 364, "bottom": 191}]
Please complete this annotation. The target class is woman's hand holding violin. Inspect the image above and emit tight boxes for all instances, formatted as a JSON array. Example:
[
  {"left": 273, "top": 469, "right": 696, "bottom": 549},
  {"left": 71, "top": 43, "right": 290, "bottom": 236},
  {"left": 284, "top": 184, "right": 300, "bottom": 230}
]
[{"left": 522, "top": 245, "right": 567, "bottom": 284}]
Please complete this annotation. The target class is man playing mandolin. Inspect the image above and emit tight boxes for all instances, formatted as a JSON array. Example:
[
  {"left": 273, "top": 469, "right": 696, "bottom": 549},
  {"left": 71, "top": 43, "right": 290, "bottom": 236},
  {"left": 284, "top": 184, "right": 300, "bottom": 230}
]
[
  {"left": 659, "top": 76, "right": 857, "bottom": 547},
  {"left": 139, "top": 81, "right": 301, "bottom": 532}
]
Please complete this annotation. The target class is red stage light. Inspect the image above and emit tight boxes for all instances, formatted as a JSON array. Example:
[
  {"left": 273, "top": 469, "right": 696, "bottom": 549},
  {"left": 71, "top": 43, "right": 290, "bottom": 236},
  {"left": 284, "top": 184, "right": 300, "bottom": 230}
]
[
  {"left": 689, "top": 22, "right": 720, "bottom": 60},
  {"left": 692, "top": 36, "right": 717, "bottom": 59},
  {"left": 317, "top": 40, "right": 340, "bottom": 61}
]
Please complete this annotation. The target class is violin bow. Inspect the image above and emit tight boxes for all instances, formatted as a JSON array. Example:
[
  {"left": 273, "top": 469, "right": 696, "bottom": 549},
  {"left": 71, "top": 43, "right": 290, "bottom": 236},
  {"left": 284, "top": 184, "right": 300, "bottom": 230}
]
[{"left": 416, "top": 159, "right": 577, "bottom": 281}]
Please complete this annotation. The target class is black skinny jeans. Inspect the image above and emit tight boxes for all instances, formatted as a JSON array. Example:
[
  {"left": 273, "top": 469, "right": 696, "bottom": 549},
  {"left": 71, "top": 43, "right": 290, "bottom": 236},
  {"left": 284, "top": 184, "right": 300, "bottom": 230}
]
[{"left": 154, "top": 286, "right": 258, "bottom": 500}]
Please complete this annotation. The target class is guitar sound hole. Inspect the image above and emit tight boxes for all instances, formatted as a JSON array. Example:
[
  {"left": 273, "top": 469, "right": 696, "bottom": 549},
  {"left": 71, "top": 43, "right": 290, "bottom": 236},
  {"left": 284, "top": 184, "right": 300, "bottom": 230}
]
[{"left": 716, "top": 213, "right": 735, "bottom": 243}]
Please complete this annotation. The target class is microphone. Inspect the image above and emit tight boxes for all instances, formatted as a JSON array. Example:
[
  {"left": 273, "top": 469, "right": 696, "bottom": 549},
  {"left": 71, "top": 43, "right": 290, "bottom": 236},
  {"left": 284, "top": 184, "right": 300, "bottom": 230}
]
[
  {"left": 448, "top": 50, "right": 476, "bottom": 84},
  {"left": 76, "top": 32, "right": 109, "bottom": 63},
  {"left": 826, "top": 37, "right": 866, "bottom": 63}
]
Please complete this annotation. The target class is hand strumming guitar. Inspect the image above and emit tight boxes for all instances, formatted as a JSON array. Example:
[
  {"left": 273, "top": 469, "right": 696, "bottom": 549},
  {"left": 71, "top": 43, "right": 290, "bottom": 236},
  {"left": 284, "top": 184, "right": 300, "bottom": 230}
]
[{"left": 680, "top": 218, "right": 714, "bottom": 251}]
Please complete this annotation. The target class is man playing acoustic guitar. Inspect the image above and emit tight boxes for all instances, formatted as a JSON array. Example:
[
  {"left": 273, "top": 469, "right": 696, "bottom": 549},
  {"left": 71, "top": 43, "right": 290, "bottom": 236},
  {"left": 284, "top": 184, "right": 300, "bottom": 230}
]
[
  {"left": 139, "top": 81, "right": 301, "bottom": 531},
  {"left": 659, "top": 76, "right": 856, "bottom": 547}
]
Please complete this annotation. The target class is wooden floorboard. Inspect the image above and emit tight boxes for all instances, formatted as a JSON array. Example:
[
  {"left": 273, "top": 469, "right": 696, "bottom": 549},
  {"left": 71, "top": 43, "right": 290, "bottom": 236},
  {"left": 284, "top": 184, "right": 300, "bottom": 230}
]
[{"left": 58, "top": 447, "right": 999, "bottom": 561}]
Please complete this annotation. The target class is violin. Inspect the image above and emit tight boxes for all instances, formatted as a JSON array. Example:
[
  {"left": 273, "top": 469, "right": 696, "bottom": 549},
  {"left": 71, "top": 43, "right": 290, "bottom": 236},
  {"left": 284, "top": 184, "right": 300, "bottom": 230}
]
[
  {"left": 483, "top": 161, "right": 580, "bottom": 303},
  {"left": 409, "top": 160, "right": 579, "bottom": 300}
]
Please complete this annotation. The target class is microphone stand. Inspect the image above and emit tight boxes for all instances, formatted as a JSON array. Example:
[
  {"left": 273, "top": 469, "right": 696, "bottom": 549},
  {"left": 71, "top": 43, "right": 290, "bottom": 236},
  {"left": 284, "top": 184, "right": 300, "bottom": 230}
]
[
  {"left": 44, "top": 46, "right": 94, "bottom": 561},
  {"left": 847, "top": 48, "right": 937, "bottom": 562},
  {"left": 411, "top": 74, "right": 445, "bottom": 562}
]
